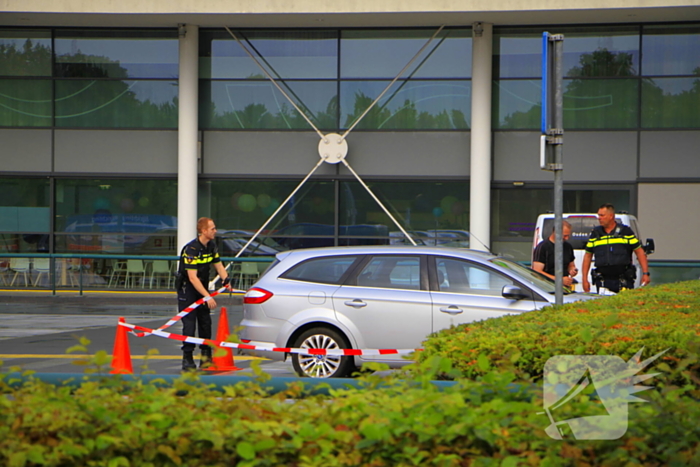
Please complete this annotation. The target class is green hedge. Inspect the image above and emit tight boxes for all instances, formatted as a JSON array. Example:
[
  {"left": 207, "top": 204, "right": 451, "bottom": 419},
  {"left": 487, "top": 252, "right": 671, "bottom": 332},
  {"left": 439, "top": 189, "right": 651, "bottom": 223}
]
[
  {"left": 2, "top": 281, "right": 700, "bottom": 465},
  {"left": 1, "top": 367, "right": 700, "bottom": 466},
  {"left": 416, "top": 280, "right": 700, "bottom": 385}
]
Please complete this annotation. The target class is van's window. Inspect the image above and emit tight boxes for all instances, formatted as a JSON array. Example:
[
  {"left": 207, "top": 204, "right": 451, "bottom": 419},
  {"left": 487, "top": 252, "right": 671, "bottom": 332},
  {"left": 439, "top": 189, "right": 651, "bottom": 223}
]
[
  {"left": 281, "top": 256, "right": 360, "bottom": 284},
  {"left": 629, "top": 218, "right": 640, "bottom": 237},
  {"left": 543, "top": 216, "right": 599, "bottom": 249},
  {"left": 544, "top": 215, "right": 640, "bottom": 249}
]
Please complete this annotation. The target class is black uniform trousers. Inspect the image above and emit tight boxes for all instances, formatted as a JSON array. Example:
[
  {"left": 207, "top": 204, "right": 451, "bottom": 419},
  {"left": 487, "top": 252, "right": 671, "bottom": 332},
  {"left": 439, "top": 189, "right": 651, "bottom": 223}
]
[
  {"left": 595, "top": 277, "right": 625, "bottom": 294},
  {"left": 178, "top": 289, "right": 212, "bottom": 352},
  {"left": 593, "top": 270, "right": 635, "bottom": 294}
]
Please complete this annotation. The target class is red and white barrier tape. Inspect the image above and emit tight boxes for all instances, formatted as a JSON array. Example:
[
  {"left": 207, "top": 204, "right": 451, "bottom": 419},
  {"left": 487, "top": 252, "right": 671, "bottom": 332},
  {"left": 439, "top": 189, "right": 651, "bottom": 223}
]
[
  {"left": 131, "top": 285, "right": 244, "bottom": 337},
  {"left": 120, "top": 321, "right": 421, "bottom": 356}
]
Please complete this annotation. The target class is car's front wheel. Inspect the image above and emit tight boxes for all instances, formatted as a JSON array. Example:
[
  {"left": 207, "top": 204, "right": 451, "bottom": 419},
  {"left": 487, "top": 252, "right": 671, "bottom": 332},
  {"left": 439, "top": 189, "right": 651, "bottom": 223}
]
[{"left": 291, "top": 327, "right": 355, "bottom": 378}]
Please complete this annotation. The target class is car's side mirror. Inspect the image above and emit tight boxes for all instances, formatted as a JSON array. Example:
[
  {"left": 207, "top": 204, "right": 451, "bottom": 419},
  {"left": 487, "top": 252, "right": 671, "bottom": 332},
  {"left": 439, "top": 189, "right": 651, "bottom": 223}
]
[
  {"left": 502, "top": 285, "right": 528, "bottom": 300},
  {"left": 644, "top": 238, "right": 655, "bottom": 255}
]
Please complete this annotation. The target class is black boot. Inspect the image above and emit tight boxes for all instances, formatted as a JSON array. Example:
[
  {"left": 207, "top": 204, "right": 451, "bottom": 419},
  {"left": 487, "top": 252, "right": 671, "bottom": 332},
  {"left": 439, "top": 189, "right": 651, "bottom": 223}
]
[
  {"left": 182, "top": 350, "right": 196, "bottom": 371},
  {"left": 200, "top": 346, "right": 213, "bottom": 369}
]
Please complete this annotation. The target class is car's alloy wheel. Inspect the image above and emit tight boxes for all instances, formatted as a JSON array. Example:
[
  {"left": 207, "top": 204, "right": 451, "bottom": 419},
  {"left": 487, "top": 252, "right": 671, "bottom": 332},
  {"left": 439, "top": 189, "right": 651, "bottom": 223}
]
[{"left": 291, "top": 327, "right": 355, "bottom": 378}]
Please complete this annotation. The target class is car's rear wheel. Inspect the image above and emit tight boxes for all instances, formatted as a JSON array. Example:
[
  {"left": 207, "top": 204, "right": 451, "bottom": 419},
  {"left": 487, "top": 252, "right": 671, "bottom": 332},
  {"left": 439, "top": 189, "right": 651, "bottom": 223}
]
[{"left": 291, "top": 327, "right": 355, "bottom": 378}]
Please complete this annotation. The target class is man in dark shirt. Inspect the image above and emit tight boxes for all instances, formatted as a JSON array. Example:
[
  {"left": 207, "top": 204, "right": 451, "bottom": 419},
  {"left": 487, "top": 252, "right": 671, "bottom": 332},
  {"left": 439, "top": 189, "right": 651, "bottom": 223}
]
[
  {"left": 532, "top": 220, "right": 577, "bottom": 288},
  {"left": 177, "top": 217, "right": 229, "bottom": 371}
]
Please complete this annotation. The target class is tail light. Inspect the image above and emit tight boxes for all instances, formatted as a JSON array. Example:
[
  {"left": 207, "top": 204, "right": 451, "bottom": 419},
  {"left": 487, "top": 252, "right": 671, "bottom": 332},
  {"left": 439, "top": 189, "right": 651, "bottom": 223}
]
[{"left": 244, "top": 287, "right": 274, "bottom": 304}]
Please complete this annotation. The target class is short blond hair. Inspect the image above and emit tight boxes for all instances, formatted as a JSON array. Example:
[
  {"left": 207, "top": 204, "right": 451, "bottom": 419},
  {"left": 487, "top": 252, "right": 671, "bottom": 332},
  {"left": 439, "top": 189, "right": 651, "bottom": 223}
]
[{"left": 197, "top": 217, "right": 213, "bottom": 234}]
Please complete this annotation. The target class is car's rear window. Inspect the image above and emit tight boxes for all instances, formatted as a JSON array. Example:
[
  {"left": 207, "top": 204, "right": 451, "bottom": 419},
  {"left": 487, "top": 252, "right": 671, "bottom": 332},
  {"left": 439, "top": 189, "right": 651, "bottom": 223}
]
[{"left": 280, "top": 256, "right": 360, "bottom": 284}]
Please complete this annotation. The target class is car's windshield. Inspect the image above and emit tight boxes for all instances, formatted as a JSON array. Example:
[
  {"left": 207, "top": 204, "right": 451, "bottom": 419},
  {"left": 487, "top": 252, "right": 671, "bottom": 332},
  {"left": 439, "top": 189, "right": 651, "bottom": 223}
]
[{"left": 488, "top": 257, "right": 565, "bottom": 294}]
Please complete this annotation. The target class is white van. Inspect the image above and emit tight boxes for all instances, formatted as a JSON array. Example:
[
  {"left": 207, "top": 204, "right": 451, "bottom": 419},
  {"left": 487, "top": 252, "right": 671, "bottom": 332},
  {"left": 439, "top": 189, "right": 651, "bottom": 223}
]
[{"left": 532, "top": 213, "right": 655, "bottom": 292}]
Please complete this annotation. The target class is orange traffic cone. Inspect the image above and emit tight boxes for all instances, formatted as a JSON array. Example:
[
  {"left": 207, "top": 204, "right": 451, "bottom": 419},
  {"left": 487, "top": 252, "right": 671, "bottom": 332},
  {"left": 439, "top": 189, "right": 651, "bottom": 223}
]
[
  {"left": 204, "top": 307, "right": 242, "bottom": 372},
  {"left": 110, "top": 317, "right": 133, "bottom": 374}
]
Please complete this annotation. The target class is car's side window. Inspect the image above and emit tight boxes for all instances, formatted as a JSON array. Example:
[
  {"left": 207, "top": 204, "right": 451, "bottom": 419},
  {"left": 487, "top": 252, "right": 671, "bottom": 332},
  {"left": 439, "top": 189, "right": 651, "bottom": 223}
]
[
  {"left": 436, "top": 257, "right": 513, "bottom": 296},
  {"left": 280, "top": 256, "right": 359, "bottom": 284},
  {"left": 356, "top": 255, "right": 421, "bottom": 290}
]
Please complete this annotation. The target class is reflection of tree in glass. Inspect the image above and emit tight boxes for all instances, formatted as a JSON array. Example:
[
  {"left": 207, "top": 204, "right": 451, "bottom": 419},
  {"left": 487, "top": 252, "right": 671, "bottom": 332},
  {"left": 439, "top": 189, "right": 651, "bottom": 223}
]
[
  {"left": 290, "top": 95, "right": 338, "bottom": 130},
  {"left": 567, "top": 48, "right": 637, "bottom": 78},
  {"left": 212, "top": 91, "right": 337, "bottom": 130},
  {"left": 0, "top": 39, "right": 54, "bottom": 126},
  {"left": 563, "top": 49, "right": 639, "bottom": 128},
  {"left": 53, "top": 49, "right": 177, "bottom": 128},
  {"left": 501, "top": 48, "right": 653, "bottom": 129},
  {"left": 56, "top": 51, "right": 127, "bottom": 78},
  {"left": 235, "top": 103, "right": 274, "bottom": 128},
  {"left": 0, "top": 40, "right": 179, "bottom": 127},
  {"left": 0, "top": 39, "right": 51, "bottom": 75},
  {"left": 642, "top": 66, "right": 700, "bottom": 127},
  {"left": 344, "top": 91, "right": 392, "bottom": 129},
  {"left": 344, "top": 91, "right": 467, "bottom": 130},
  {"left": 209, "top": 83, "right": 467, "bottom": 130}
]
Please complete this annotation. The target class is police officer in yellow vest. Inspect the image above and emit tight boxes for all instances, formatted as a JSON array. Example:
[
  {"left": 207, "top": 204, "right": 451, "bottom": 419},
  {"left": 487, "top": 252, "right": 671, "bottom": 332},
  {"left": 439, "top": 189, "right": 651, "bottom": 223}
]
[
  {"left": 176, "top": 217, "right": 229, "bottom": 371},
  {"left": 582, "top": 203, "right": 651, "bottom": 293}
]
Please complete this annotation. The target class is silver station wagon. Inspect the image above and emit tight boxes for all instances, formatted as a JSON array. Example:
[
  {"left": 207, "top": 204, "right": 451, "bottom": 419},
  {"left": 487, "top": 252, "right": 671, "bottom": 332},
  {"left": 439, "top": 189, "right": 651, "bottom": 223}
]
[{"left": 240, "top": 246, "right": 600, "bottom": 378}]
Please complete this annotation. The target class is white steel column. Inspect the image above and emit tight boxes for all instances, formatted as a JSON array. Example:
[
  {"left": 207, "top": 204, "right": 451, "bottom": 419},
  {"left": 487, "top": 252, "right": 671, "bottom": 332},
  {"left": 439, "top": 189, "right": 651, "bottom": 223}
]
[
  {"left": 469, "top": 22, "right": 493, "bottom": 252},
  {"left": 177, "top": 24, "right": 199, "bottom": 251}
]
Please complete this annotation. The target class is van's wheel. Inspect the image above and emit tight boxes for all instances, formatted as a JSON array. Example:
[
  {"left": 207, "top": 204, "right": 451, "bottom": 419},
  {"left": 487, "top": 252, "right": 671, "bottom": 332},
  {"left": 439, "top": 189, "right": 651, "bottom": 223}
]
[{"left": 291, "top": 327, "right": 355, "bottom": 378}]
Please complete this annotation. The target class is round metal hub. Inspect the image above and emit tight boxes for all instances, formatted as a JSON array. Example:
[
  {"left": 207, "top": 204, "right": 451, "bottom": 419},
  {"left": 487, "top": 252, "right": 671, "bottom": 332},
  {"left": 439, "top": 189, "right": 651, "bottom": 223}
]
[{"left": 318, "top": 133, "right": 348, "bottom": 164}]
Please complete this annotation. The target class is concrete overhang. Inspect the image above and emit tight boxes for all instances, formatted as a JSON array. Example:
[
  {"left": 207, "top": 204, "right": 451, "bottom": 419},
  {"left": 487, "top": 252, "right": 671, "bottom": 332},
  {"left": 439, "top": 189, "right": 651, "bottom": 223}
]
[{"left": 2, "top": 1, "right": 699, "bottom": 28}]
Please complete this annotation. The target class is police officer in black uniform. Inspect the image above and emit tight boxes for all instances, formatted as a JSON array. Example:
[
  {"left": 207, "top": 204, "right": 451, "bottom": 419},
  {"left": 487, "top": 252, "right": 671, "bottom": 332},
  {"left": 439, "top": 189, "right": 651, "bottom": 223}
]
[
  {"left": 582, "top": 204, "right": 650, "bottom": 294},
  {"left": 176, "top": 217, "right": 229, "bottom": 371}
]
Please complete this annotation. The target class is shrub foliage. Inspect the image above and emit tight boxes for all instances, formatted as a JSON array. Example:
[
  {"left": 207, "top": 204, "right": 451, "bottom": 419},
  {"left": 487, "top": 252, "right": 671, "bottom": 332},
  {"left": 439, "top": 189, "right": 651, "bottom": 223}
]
[
  {"left": 1, "top": 281, "right": 699, "bottom": 465},
  {"left": 417, "top": 280, "right": 700, "bottom": 386},
  {"left": 1, "top": 367, "right": 700, "bottom": 466}
]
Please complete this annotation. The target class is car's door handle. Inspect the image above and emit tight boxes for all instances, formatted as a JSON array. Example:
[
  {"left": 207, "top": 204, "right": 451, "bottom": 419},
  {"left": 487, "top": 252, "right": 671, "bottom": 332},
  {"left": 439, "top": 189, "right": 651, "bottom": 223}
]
[
  {"left": 439, "top": 306, "right": 463, "bottom": 314},
  {"left": 344, "top": 299, "right": 367, "bottom": 308}
]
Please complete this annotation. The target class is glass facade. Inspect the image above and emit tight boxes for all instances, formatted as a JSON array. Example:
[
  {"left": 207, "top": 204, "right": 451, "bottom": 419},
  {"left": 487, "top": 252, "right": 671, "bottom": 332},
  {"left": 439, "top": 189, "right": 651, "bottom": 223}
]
[
  {"left": 494, "top": 26, "right": 640, "bottom": 129},
  {"left": 1, "top": 23, "right": 699, "bottom": 289},
  {"left": 641, "top": 24, "right": 700, "bottom": 76},
  {"left": 0, "top": 29, "right": 178, "bottom": 128},
  {"left": 0, "top": 178, "right": 50, "bottom": 253},
  {"left": 0, "top": 78, "right": 52, "bottom": 127},
  {"left": 640, "top": 24, "right": 700, "bottom": 128},
  {"left": 199, "top": 28, "right": 472, "bottom": 130},
  {"left": 2, "top": 25, "right": 698, "bottom": 131},
  {"left": 200, "top": 80, "right": 338, "bottom": 130},
  {"left": 340, "top": 29, "right": 472, "bottom": 79},
  {"left": 0, "top": 29, "right": 52, "bottom": 76},
  {"left": 54, "top": 179, "right": 178, "bottom": 255},
  {"left": 199, "top": 179, "right": 469, "bottom": 253},
  {"left": 54, "top": 29, "right": 179, "bottom": 79},
  {"left": 54, "top": 79, "right": 178, "bottom": 128},
  {"left": 493, "top": 24, "right": 700, "bottom": 130},
  {"left": 200, "top": 30, "right": 338, "bottom": 80},
  {"left": 340, "top": 80, "right": 470, "bottom": 130}
]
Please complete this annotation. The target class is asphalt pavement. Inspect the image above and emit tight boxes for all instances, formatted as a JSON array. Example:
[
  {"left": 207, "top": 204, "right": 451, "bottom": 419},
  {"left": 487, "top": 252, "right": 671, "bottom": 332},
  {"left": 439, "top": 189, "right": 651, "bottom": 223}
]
[{"left": 0, "top": 290, "right": 296, "bottom": 376}]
